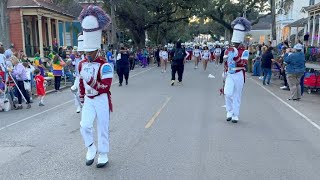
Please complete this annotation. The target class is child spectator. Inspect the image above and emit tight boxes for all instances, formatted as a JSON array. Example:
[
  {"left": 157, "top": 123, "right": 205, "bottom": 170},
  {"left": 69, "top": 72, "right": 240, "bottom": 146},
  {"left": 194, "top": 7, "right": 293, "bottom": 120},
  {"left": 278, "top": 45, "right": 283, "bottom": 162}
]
[{"left": 34, "top": 69, "right": 46, "bottom": 106}]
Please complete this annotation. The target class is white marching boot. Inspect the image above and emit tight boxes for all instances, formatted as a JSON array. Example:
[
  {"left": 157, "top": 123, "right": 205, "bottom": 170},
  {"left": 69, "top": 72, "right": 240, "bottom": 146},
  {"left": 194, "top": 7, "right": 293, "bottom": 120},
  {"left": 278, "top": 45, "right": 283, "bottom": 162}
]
[
  {"left": 96, "top": 153, "right": 109, "bottom": 168},
  {"left": 76, "top": 105, "right": 81, "bottom": 113},
  {"left": 85, "top": 144, "right": 97, "bottom": 166}
]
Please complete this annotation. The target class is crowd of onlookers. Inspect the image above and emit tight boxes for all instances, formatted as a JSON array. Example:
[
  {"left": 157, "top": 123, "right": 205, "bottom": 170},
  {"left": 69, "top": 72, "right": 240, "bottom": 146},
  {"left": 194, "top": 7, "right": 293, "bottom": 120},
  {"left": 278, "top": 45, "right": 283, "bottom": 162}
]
[{"left": 247, "top": 40, "right": 308, "bottom": 101}]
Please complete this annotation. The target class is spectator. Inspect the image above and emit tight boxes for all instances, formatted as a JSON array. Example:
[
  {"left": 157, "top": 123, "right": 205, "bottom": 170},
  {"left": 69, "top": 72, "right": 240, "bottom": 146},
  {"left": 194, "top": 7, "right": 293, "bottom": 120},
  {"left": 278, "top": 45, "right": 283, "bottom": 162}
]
[
  {"left": 261, "top": 46, "right": 275, "bottom": 85},
  {"left": 22, "top": 62, "right": 34, "bottom": 103},
  {"left": 52, "top": 55, "right": 65, "bottom": 92},
  {"left": 279, "top": 47, "right": 290, "bottom": 90},
  {"left": 284, "top": 43, "right": 306, "bottom": 101},
  {"left": 0, "top": 76, "right": 5, "bottom": 111},
  {"left": 34, "top": 69, "right": 46, "bottom": 106},
  {"left": 0, "top": 47, "right": 6, "bottom": 72},
  {"left": 4, "top": 45, "right": 14, "bottom": 61},
  {"left": 33, "top": 54, "right": 46, "bottom": 77},
  {"left": 252, "top": 45, "right": 262, "bottom": 76},
  {"left": 8, "top": 56, "right": 31, "bottom": 109}
]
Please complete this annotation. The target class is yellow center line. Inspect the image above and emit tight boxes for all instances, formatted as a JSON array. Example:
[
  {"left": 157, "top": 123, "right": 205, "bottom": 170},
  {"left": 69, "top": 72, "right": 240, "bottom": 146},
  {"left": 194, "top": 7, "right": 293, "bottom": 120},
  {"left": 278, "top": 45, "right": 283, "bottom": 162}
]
[{"left": 145, "top": 96, "right": 172, "bottom": 129}]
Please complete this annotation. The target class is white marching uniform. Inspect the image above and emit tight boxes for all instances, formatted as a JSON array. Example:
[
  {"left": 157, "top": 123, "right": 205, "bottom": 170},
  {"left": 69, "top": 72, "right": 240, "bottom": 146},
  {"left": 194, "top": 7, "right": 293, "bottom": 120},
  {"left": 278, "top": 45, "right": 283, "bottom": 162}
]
[
  {"left": 201, "top": 50, "right": 210, "bottom": 60},
  {"left": 160, "top": 50, "right": 169, "bottom": 60},
  {"left": 193, "top": 49, "right": 201, "bottom": 58},
  {"left": 79, "top": 59, "right": 113, "bottom": 154}
]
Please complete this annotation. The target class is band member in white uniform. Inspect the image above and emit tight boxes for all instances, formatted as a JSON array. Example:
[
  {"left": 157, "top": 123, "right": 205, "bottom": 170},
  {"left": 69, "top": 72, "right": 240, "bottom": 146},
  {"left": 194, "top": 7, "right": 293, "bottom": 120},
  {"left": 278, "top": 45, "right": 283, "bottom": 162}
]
[
  {"left": 160, "top": 47, "right": 169, "bottom": 73},
  {"left": 71, "top": 35, "right": 85, "bottom": 113},
  {"left": 193, "top": 45, "right": 201, "bottom": 69},
  {"left": 214, "top": 45, "right": 222, "bottom": 66},
  {"left": 224, "top": 17, "right": 251, "bottom": 123},
  {"left": 78, "top": 5, "right": 113, "bottom": 168},
  {"left": 201, "top": 46, "right": 210, "bottom": 71}
]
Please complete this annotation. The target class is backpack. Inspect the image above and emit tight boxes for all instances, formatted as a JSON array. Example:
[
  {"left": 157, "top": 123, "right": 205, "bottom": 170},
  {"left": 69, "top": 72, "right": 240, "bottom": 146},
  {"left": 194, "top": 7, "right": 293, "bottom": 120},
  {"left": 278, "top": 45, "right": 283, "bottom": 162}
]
[{"left": 173, "top": 48, "right": 185, "bottom": 62}]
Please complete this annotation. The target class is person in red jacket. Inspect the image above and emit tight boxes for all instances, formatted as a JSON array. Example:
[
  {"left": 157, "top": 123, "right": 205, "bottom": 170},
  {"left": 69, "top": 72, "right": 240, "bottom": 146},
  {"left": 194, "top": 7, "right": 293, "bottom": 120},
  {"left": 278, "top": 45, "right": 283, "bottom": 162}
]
[
  {"left": 78, "top": 5, "right": 113, "bottom": 168},
  {"left": 224, "top": 17, "right": 251, "bottom": 123}
]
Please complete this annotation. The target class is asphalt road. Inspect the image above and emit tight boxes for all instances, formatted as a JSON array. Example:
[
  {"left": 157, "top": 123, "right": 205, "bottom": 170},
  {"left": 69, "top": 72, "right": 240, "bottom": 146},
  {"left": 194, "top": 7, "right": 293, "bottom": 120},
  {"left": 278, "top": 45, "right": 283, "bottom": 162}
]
[{"left": 0, "top": 62, "right": 320, "bottom": 180}]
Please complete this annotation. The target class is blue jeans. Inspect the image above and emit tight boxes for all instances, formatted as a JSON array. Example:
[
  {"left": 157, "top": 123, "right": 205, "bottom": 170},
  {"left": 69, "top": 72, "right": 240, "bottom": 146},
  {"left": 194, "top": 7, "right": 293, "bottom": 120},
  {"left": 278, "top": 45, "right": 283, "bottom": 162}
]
[
  {"left": 263, "top": 68, "right": 272, "bottom": 84},
  {"left": 253, "top": 61, "right": 261, "bottom": 76}
]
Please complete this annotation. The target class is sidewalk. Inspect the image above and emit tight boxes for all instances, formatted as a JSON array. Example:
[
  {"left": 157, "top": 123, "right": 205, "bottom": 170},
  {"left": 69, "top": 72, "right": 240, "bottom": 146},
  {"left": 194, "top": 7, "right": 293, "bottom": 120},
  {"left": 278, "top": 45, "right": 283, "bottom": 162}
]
[{"left": 248, "top": 73, "right": 320, "bottom": 123}]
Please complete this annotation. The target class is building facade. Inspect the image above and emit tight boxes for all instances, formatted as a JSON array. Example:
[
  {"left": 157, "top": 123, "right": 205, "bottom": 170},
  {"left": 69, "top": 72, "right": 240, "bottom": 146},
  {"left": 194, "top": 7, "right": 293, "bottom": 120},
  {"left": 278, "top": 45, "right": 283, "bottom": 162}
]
[
  {"left": 275, "top": 0, "right": 309, "bottom": 43},
  {"left": 304, "top": 0, "right": 320, "bottom": 46},
  {"left": 7, "top": 0, "right": 79, "bottom": 57}
]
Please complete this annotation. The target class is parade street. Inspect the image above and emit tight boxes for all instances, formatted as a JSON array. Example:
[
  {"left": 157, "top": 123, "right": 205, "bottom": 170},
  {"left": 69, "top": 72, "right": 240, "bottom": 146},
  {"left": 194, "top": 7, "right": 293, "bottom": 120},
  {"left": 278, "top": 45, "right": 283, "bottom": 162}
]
[{"left": 1, "top": 62, "right": 320, "bottom": 180}]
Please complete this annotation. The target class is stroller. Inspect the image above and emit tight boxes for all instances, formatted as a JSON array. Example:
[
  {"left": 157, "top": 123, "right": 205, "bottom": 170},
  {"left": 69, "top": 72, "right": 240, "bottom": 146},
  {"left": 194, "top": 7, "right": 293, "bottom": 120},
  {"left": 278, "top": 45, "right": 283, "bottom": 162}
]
[
  {"left": 0, "top": 67, "right": 13, "bottom": 112},
  {"left": 304, "top": 68, "right": 320, "bottom": 94}
]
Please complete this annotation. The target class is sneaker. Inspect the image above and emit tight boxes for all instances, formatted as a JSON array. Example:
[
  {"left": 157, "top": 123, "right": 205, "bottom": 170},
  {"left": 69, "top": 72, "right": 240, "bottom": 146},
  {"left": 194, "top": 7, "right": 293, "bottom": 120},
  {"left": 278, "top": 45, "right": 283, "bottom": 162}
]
[
  {"left": 226, "top": 112, "right": 233, "bottom": 121},
  {"left": 177, "top": 81, "right": 183, "bottom": 86},
  {"left": 39, "top": 103, "right": 45, "bottom": 106},
  {"left": 126, "top": 81, "right": 128, "bottom": 85},
  {"left": 119, "top": 83, "right": 122, "bottom": 87},
  {"left": 96, "top": 153, "right": 109, "bottom": 168},
  {"left": 76, "top": 106, "right": 81, "bottom": 113},
  {"left": 280, "top": 86, "right": 288, "bottom": 89},
  {"left": 171, "top": 80, "right": 175, "bottom": 86},
  {"left": 26, "top": 104, "right": 31, "bottom": 109},
  {"left": 259, "top": 76, "right": 263, "bottom": 80},
  {"left": 86, "top": 144, "right": 97, "bottom": 166}
]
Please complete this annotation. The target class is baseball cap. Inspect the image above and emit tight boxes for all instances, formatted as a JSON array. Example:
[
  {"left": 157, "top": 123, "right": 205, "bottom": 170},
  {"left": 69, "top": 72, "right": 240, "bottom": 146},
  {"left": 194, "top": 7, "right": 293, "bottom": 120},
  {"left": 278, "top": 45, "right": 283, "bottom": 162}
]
[{"left": 293, "top": 43, "right": 303, "bottom": 50}]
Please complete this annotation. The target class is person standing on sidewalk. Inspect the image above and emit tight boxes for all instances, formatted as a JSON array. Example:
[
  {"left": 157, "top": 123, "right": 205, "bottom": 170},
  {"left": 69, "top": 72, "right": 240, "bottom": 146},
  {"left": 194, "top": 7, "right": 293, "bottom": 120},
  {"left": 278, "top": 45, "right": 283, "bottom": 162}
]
[
  {"left": 52, "top": 54, "right": 65, "bottom": 92},
  {"left": 261, "top": 47, "right": 275, "bottom": 85},
  {"left": 8, "top": 56, "right": 31, "bottom": 109},
  {"left": 284, "top": 43, "right": 306, "bottom": 101},
  {"left": 171, "top": 42, "right": 187, "bottom": 86}
]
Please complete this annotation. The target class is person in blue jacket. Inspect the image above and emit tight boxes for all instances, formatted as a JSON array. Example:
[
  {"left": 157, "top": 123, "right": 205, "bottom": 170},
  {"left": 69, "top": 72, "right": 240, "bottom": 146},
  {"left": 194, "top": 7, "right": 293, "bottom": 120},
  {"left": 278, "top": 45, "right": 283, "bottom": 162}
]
[{"left": 284, "top": 43, "right": 306, "bottom": 101}]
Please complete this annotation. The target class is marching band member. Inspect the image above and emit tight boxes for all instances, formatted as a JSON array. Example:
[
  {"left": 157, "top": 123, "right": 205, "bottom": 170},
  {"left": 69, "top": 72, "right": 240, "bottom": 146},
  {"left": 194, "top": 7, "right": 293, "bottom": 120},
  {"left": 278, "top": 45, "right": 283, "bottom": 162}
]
[
  {"left": 224, "top": 17, "right": 251, "bottom": 123},
  {"left": 78, "top": 5, "right": 113, "bottom": 168},
  {"left": 201, "top": 46, "right": 210, "bottom": 71},
  {"left": 193, "top": 45, "right": 201, "bottom": 69}
]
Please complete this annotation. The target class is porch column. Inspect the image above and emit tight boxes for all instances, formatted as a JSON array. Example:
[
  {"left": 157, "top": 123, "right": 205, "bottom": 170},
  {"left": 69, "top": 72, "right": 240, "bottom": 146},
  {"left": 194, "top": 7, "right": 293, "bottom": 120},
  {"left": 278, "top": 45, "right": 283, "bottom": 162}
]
[
  {"left": 20, "top": 10, "right": 26, "bottom": 54},
  {"left": 37, "top": 15, "right": 44, "bottom": 57},
  {"left": 55, "top": 19, "right": 60, "bottom": 47},
  {"left": 63, "top": 21, "right": 66, "bottom": 47},
  {"left": 47, "top": 17, "right": 52, "bottom": 51},
  {"left": 308, "top": 17, "right": 311, "bottom": 34},
  {"left": 311, "top": 16, "right": 316, "bottom": 46}
]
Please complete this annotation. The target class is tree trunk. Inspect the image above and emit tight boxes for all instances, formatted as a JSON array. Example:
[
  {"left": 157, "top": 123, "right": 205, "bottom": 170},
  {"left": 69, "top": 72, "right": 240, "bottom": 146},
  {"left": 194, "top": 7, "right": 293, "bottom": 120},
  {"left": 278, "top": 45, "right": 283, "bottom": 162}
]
[
  {"left": 0, "top": 0, "right": 10, "bottom": 48},
  {"left": 132, "top": 28, "right": 146, "bottom": 49}
]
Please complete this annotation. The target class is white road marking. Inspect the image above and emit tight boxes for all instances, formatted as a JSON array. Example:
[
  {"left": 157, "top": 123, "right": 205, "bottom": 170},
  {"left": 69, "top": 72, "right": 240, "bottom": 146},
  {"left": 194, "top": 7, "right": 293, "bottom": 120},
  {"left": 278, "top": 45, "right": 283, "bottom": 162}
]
[
  {"left": 0, "top": 100, "right": 73, "bottom": 131},
  {"left": 249, "top": 78, "right": 320, "bottom": 131},
  {"left": 0, "top": 67, "right": 156, "bottom": 131}
]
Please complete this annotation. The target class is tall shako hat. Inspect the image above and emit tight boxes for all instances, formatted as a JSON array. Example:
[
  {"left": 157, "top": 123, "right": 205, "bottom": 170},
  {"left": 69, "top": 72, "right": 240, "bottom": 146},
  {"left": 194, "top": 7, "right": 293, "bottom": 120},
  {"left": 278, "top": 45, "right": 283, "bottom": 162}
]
[
  {"left": 77, "top": 34, "right": 84, "bottom": 52},
  {"left": 79, "top": 5, "right": 111, "bottom": 52},
  {"left": 231, "top": 17, "right": 251, "bottom": 43}
]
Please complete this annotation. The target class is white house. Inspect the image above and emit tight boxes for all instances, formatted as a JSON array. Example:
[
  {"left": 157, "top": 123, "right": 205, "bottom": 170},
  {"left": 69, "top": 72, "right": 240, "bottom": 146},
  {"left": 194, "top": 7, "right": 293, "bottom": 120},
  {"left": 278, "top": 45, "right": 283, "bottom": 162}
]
[
  {"left": 304, "top": 0, "right": 320, "bottom": 46},
  {"left": 275, "top": 0, "right": 309, "bottom": 42},
  {"left": 250, "top": 15, "right": 271, "bottom": 44}
]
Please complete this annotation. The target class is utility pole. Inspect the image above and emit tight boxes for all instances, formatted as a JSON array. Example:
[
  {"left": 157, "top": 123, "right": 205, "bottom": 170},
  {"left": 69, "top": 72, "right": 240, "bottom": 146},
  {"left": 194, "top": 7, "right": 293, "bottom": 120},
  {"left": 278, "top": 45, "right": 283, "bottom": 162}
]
[{"left": 271, "top": 0, "right": 277, "bottom": 46}]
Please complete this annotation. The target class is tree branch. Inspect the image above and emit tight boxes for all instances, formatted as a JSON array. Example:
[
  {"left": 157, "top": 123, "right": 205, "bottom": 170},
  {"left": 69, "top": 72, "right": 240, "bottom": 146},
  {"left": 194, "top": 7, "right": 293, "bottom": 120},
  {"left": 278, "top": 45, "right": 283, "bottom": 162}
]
[{"left": 251, "top": 12, "right": 271, "bottom": 26}]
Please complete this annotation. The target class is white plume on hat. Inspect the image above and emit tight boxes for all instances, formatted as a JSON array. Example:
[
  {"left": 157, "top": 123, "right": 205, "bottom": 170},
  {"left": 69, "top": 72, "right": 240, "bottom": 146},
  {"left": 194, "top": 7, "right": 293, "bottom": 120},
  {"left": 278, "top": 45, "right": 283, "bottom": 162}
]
[
  {"left": 231, "top": 17, "right": 251, "bottom": 43},
  {"left": 79, "top": 5, "right": 111, "bottom": 52},
  {"left": 77, "top": 35, "right": 84, "bottom": 52}
]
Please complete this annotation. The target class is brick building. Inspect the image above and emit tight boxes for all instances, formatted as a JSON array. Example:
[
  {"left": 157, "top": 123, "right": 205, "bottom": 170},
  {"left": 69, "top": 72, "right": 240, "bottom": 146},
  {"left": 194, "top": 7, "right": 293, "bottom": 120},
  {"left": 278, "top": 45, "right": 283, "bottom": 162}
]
[{"left": 7, "top": 0, "right": 77, "bottom": 57}]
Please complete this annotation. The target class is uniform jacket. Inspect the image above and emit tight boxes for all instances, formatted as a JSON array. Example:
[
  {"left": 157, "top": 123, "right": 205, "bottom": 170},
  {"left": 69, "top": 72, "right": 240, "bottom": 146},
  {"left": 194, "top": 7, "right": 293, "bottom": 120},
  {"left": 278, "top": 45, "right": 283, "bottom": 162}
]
[{"left": 79, "top": 56, "right": 113, "bottom": 111}]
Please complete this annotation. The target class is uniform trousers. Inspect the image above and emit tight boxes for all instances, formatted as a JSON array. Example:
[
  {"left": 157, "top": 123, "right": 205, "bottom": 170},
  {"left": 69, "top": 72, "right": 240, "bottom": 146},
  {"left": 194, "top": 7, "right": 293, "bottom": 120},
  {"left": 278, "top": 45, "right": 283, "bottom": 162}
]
[
  {"left": 224, "top": 71, "right": 244, "bottom": 118},
  {"left": 80, "top": 94, "right": 110, "bottom": 153}
]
